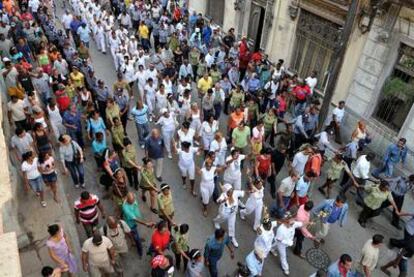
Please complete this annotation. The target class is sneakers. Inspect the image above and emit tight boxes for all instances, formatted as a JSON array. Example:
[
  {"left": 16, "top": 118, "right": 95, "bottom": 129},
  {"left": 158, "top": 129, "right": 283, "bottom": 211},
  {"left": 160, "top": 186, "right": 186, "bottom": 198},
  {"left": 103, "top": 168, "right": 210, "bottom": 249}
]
[
  {"left": 81, "top": 183, "right": 86, "bottom": 188},
  {"left": 231, "top": 237, "right": 239, "bottom": 248},
  {"left": 41, "top": 201, "right": 47, "bottom": 207},
  {"left": 283, "top": 270, "right": 290, "bottom": 276},
  {"left": 214, "top": 222, "right": 220, "bottom": 229},
  {"left": 75, "top": 184, "right": 80, "bottom": 188},
  {"left": 270, "top": 249, "right": 278, "bottom": 257},
  {"left": 239, "top": 210, "right": 246, "bottom": 220},
  {"left": 168, "top": 154, "right": 172, "bottom": 159}
]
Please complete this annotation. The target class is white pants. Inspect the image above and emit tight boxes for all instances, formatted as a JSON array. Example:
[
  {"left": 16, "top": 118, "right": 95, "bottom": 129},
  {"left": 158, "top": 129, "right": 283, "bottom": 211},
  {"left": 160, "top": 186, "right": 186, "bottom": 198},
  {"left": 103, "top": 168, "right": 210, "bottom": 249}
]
[
  {"left": 200, "top": 181, "right": 214, "bottom": 204},
  {"left": 202, "top": 134, "right": 214, "bottom": 151},
  {"left": 110, "top": 47, "right": 117, "bottom": 66},
  {"left": 223, "top": 174, "right": 242, "bottom": 191},
  {"left": 154, "top": 158, "right": 163, "bottom": 179},
  {"left": 214, "top": 211, "right": 236, "bottom": 238},
  {"left": 146, "top": 96, "right": 155, "bottom": 115},
  {"left": 96, "top": 34, "right": 106, "bottom": 53},
  {"left": 317, "top": 222, "right": 330, "bottom": 238},
  {"left": 275, "top": 241, "right": 289, "bottom": 272},
  {"left": 240, "top": 198, "right": 263, "bottom": 229},
  {"left": 162, "top": 129, "right": 175, "bottom": 156},
  {"left": 179, "top": 162, "right": 195, "bottom": 179}
]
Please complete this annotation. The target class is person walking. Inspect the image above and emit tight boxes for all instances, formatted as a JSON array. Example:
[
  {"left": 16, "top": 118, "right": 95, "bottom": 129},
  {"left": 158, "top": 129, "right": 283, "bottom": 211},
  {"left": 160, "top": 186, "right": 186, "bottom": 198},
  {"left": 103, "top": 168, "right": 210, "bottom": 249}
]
[
  {"left": 157, "top": 184, "right": 176, "bottom": 229},
  {"left": 21, "top": 151, "right": 47, "bottom": 207},
  {"left": 356, "top": 234, "right": 384, "bottom": 277},
  {"left": 130, "top": 100, "right": 150, "bottom": 149},
  {"left": 327, "top": 254, "right": 353, "bottom": 277},
  {"left": 372, "top": 138, "right": 407, "bottom": 178},
  {"left": 81, "top": 233, "right": 115, "bottom": 276},
  {"left": 312, "top": 194, "right": 349, "bottom": 243},
  {"left": 293, "top": 201, "right": 318, "bottom": 258},
  {"left": 156, "top": 108, "right": 176, "bottom": 159},
  {"left": 186, "top": 249, "right": 204, "bottom": 277},
  {"left": 74, "top": 191, "right": 106, "bottom": 237},
  {"left": 203, "top": 228, "right": 234, "bottom": 277},
  {"left": 172, "top": 224, "right": 190, "bottom": 271},
  {"left": 59, "top": 135, "right": 85, "bottom": 188},
  {"left": 145, "top": 129, "right": 165, "bottom": 182},
  {"left": 240, "top": 179, "right": 265, "bottom": 231},
  {"left": 46, "top": 224, "right": 77, "bottom": 276},
  {"left": 381, "top": 239, "right": 414, "bottom": 277},
  {"left": 245, "top": 245, "right": 265, "bottom": 277}
]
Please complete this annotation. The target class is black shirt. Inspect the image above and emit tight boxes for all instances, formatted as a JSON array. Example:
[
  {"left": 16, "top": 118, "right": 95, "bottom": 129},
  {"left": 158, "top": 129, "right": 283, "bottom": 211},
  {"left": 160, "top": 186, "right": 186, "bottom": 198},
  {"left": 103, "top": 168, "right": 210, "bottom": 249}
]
[{"left": 271, "top": 149, "right": 286, "bottom": 174}]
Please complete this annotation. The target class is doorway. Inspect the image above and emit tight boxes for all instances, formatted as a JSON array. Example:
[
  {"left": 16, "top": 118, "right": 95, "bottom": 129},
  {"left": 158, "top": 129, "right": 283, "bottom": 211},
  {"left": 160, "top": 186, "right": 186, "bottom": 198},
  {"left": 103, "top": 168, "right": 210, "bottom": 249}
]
[{"left": 248, "top": 3, "right": 266, "bottom": 51}]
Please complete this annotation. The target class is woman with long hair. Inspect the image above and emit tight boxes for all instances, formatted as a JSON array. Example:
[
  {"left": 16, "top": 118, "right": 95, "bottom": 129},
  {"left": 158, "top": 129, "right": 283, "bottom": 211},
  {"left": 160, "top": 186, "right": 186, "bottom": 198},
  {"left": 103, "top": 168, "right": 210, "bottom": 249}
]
[{"left": 38, "top": 151, "right": 59, "bottom": 203}]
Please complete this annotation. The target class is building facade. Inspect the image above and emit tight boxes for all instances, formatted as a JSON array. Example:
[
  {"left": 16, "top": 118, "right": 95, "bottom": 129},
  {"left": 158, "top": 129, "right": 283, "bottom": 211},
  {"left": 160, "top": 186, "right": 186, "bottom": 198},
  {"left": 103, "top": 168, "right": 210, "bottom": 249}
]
[{"left": 189, "top": 0, "right": 414, "bottom": 170}]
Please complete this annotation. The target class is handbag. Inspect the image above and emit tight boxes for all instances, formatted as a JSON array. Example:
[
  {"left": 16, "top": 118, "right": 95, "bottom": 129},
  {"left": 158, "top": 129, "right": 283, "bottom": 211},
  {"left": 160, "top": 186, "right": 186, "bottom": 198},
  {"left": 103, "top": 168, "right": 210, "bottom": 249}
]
[{"left": 71, "top": 142, "right": 82, "bottom": 164}]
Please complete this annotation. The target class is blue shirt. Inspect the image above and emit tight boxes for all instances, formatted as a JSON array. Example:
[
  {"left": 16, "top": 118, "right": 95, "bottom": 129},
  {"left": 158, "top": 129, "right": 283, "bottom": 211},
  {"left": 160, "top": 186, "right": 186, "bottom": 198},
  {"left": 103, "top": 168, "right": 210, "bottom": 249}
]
[
  {"left": 87, "top": 117, "right": 106, "bottom": 137},
  {"left": 130, "top": 105, "right": 149, "bottom": 125},
  {"left": 384, "top": 143, "right": 407, "bottom": 164},
  {"left": 327, "top": 205, "right": 342, "bottom": 224},
  {"left": 245, "top": 251, "right": 263, "bottom": 277},
  {"left": 92, "top": 139, "right": 107, "bottom": 155},
  {"left": 204, "top": 235, "right": 230, "bottom": 260},
  {"left": 63, "top": 111, "right": 82, "bottom": 132},
  {"left": 406, "top": 216, "right": 414, "bottom": 235},
  {"left": 122, "top": 200, "right": 142, "bottom": 228},
  {"left": 247, "top": 78, "right": 261, "bottom": 92},
  {"left": 114, "top": 93, "right": 129, "bottom": 111},
  {"left": 145, "top": 137, "right": 164, "bottom": 159},
  {"left": 70, "top": 19, "right": 82, "bottom": 33},
  {"left": 77, "top": 26, "right": 90, "bottom": 43},
  {"left": 296, "top": 176, "right": 310, "bottom": 197}
]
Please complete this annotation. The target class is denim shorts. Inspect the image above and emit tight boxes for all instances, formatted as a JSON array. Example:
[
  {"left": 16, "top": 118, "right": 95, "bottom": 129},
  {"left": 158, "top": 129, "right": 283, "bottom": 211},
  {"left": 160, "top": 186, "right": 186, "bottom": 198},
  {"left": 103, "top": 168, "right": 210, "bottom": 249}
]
[
  {"left": 29, "top": 176, "right": 44, "bottom": 192},
  {"left": 42, "top": 172, "right": 57, "bottom": 183},
  {"left": 399, "top": 257, "right": 408, "bottom": 273}
]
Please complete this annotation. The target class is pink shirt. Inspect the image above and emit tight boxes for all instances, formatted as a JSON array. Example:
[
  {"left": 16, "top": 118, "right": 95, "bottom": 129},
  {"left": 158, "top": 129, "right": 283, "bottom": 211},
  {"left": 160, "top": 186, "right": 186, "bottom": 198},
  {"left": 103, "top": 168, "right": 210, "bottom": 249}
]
[{"left": 295, "top": 204, "right": 314, "bottom": 239}]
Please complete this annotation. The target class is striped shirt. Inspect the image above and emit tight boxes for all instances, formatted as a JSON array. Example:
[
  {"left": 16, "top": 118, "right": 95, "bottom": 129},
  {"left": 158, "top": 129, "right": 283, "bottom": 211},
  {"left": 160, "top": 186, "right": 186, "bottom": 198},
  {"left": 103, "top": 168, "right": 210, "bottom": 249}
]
[{"left": 74, "top": 194, "right": 100, "bottom": 224}]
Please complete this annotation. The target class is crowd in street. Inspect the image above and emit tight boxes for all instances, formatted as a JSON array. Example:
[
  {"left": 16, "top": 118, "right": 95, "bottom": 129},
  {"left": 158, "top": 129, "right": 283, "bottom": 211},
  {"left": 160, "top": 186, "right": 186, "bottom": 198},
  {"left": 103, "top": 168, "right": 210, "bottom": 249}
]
[{"left": 2, "top": 0, "right": 414, "bottom": 276}]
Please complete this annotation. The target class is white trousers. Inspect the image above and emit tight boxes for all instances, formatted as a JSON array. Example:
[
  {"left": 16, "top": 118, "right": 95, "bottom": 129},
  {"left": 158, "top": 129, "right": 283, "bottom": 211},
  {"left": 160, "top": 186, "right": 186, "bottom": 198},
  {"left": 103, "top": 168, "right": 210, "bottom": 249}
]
[
  {"left": 50, "top": 121, "right": 66, "bottom": 141},
  {"left": 275, "top": 241, "right": 289, "bottom": 272},
  {"left": 146, "top": 96, "right": 155, "bottom": 115},
  {"left": 214, "top": 211, "right": 236, "bottom": 238},
  {"left": 179, "top": 162, "right": 195, "bottom": 179},
  {"left": 96, "top": 34, "right": 106, "bottom": 53},
  {"left": 162, "top": 129, "right": 175, "bottom": 156},
  {"left": 154, "top": 158, "right": 163, "bottom": 179},
  {"left": 223, "top": 174, "right": 242, "bottom": 191},
  {"left": 240, "top": 198, "right": 263, "bottom": 229}
]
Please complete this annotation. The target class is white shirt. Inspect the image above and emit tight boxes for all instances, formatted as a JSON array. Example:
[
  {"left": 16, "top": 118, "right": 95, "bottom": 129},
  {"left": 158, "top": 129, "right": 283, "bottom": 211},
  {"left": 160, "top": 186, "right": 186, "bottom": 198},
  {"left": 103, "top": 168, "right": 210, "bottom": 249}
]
[
  {"left": 278, "top": 176, "right": 296, "bottom": 197},
  {"left": 177, "top": 147, "right": 198, "bottom": 167},
  {"left": 275, "top": 221, "right": 303, "bottom": 246},
  {"left": 264, "top": 81, "right": 279, "bottom": 99},
  {"left": 177, "top": 128, "right": 195, "bottom": 146},
  {"left": 352, "top": 155, "right": 370, "bottom": 179},
  {"left": 292, "top": 152, "right": 309, "bottom": 175},
  {"left": 205, "top": 53, "right": 215, "bottom": 67},
  {"left": 201, "top": 121, "right": 219, "bottom": 137},
  {"left": 224, "top": 155, "right": 246, "bottom": 179},
  {"left": 332, "top": 107, "right": 345, "bottom": 124},
  {"left": 155, "top": 91, "right": 168, "bottom": 110},
  {"left": 62, "top": 13, "right": 74, "bottom": 29},
  {"left": 156, "top": 114, "right": 175, "bottom": 132},
  {"left": 254, "top": 222, "right": 278, "bottom": 254},
  {"left": 305, "top": 76, "right": 317, "bottom": 94},
  {"left": 210, "top": 139, "right": 227, "bottom": 166},
  {"left": 47, "top": 105, "right": 63, "bottom": 124},
  {"left": 218, "top": 190, "right": 245, "bottom": 214},
  {"left": 21, "top": 157, "right": 41, "bottom": 180},
  {"left": 360, "top": 239, "right": 379, "bottom": 272}
]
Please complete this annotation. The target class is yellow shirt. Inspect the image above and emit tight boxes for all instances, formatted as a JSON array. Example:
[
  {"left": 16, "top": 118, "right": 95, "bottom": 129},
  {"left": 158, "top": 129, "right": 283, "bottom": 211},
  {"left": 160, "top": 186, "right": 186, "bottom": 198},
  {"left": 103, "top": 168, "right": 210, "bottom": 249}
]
[
  {"left": 70, "top": 72, "right": 85, "bottom": 88},
  {"left": 197, "top": 77, "right": 213, "bottom": 94},
  {"left": 138, "top": 25, "right": 149, "bottom": 39}
]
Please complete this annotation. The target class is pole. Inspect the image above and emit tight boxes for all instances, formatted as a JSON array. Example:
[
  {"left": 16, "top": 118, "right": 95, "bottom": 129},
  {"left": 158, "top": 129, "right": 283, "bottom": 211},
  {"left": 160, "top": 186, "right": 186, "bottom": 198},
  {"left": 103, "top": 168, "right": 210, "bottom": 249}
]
[{"left": 318, "top": 0, "right": 360, "bottom": 128}]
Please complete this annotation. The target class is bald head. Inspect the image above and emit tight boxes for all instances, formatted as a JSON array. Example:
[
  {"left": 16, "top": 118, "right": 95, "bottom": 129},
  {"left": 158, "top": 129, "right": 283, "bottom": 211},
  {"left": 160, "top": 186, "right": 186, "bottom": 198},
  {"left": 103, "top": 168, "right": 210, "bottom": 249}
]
[{"left": 107, "top": 216, "right": 117, "bottom": 228}]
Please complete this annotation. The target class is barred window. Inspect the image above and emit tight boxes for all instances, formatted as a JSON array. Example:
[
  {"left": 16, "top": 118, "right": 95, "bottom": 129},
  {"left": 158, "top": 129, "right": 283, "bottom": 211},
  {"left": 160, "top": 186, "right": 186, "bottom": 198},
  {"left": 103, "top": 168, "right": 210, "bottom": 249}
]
[{"left": 373, "top": 44, "right": 414, "bottom": 131}]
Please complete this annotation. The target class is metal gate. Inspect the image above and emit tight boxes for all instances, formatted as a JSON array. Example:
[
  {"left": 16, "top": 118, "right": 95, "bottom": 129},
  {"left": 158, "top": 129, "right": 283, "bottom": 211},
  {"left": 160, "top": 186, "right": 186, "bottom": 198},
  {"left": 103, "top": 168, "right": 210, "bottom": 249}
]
[{"left": 290, "top": 10, "right": 341, "bottom": 91}]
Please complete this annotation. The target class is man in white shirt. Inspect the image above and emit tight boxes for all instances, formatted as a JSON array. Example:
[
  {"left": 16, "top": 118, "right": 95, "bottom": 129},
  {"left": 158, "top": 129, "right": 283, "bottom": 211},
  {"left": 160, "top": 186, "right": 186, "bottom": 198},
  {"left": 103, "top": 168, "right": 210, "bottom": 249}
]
[
  {"left": 61, "top": 10, "right": 73, "bottom": 36},
  {"left": 291, "top": 146, "right": 312, "bottom": 176},
  {"left": 341, "top": 152, "right": 376, "bottom": 204},
  {"left": 276, "top": 171, "right": 299, "bottom": 218},
  {"left": 305, "top": 70, "right": 318, "bottom": 95},
  {"left": 326, "top": 101, "right": 345, "bottom": 143}
]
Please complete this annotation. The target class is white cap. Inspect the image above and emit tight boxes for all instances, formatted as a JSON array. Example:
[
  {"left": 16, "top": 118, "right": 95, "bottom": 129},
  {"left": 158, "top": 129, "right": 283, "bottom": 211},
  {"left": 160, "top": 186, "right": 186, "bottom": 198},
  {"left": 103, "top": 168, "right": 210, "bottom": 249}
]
[
  {"left": 195, "top": 27, "right": 200, "bottom": 33},
  {"left": 223, "top": 183, "right": 233, "bottom": 193},
  {"left": 2, "top": 57, "right": 10, "bottom": 62},
  {"left": 254, "top": 245, "right": 265, "bottom": 260}
]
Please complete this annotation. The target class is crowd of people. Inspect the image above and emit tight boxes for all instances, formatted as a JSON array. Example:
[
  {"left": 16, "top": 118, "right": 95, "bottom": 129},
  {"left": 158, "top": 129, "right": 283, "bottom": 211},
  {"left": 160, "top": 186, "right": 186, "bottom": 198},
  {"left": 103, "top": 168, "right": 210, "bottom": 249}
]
[{"left": 3, "top": 0, "right": 414, "bottom": 276}]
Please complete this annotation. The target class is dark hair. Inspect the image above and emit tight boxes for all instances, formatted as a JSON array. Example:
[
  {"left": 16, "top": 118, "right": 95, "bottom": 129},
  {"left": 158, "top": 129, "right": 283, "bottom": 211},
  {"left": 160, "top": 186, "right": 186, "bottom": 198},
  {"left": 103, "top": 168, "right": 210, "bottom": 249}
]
[
  {"left": 123, "top": 137, "right": 132, "bottom": 146},
  {"left": 157, "top": 220, "right": 168, "bottom": 231},
  {"left": 33, "top": 122, "right": 43, "bottom": 130},
  {"left": 80, "top": 191, "right": 90, "bottom": 200},
  {"left": 231, "top": 148, "right": 240, "bottom": 156},
  {"left": 304, "top": 201, "right": 314, "bottom": 211},
  {"left": 22, "top": 151, "right": 33, "bottom": 161},
  {"left": 58, "top": 135, "right": 65, "bottom": 143},
  {"left": 181, "top": 141, "right": 191, "bottom": 149},
  {"left": 15, "top": 127, "right": 24, "bottom": 136},
  {"left": 41, "top": 266, "right": 54, "bottom": 277},
  {"left": 339, "top": 100, "right": 345, "bottom": 105},
  {"left": 179, "top": 224, "right": 189, "bottom": 234},
  {"left": 339, "top": 254, "right": 352, "bottom": 264},
  {"left": 366, "top": 152, "right": 376, "bottom": 161},
  {"left": 399, "top": 138, "right": 407, "bottom": 144},
  {"left": 336, "top": 194, "right": 347, "bottom": 204},
  {"left": 182, "top": 121, "right": 190, "bottom": 129},
  {"left": 142, "top": 157, "right": 151, "bottom": 164},
  {"left": 47, "top": 224, "right": 60, "bottom": 236},
  {"left": 214, "top": 228, "right": 226, "bottom": 239},
  {"left": 38, "top": 151, "right": 48, "bottom": 164},
  {"left": 95, "top": 132, "right": 104, "bottom": 139},
  {"left": 189, "top": 248, "right": 201, "bottom": 260},
  {"left": 372, "top": 234, "right": 384, "bottom": 245}
]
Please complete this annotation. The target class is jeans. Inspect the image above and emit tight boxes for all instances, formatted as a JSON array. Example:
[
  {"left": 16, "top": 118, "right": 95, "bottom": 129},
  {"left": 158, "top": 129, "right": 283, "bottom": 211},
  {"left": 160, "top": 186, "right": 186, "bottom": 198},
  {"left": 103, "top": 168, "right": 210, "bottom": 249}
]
[
  {"left": 131, "top": 226, "right": 143, "bottom": 257},
  {"left": 207, "top": 256, "right": 220, "bottom": 277},
  {"left": 213, "top": 104, "right": 222, "bottom": 120},
  {"left": 135, "top": 122, "right": 150, "bottom": 146},
  {"left": 65, "top": 161, "right": 85, "bottom": 185},
  {"left": 372, "top": 160, "right": 394, "bottom": 178},
  {"left": 294, "top": 101, "right": 306, "bottom": 117},
  {"left": 124, "top": 167, "right": 139, "bottom": 188}
]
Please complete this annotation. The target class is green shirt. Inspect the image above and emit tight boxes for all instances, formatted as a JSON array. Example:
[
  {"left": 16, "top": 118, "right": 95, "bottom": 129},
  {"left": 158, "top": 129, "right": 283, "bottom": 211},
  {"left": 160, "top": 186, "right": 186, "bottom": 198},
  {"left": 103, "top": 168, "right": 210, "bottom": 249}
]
[
  {"left": 263, "top": 113, "right": 277, "bottom": 132},
  {"left": 140, "top": 168, "right": 156, "bottom": 190},
  {"left": 122, "top": 146, "right": 137, "bottom": 168},
  {"left": 210, "top": 70, "right": 221, "bottom": 85},
  {"left": 230, "top": 90, "right": 244, "bottom": 108},
  {"left": 189, "top": 50, "right": 200, "bottom": 65},
  {"left": 172, "top": 229, "right": 189, "bottom": 253},
  {"left": 122, "top": 200, "right": 142, "bottom": 228},
  {"left": 158, "top": 193, "right": 174, "bottom": 216},
  {"left": 327, "top": 160, "right": 346, "bottom": 180},
  {"left": 111, "top": 125, "right": 125, "bottom": 146},
  {"left": 232, "top": 126, "right": 251, "bottom": 149},
  {"left": 364, "top": 184, "right": 393, "bottom": 210}
]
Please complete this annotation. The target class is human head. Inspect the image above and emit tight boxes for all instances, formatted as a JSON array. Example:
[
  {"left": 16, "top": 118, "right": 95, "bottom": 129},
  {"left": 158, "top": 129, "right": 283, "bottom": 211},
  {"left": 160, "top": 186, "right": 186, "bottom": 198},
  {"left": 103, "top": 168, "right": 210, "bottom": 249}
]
[
  {"left": 157, "top": 220, "right": 168, "bottom": 233},
  {"left": 366, "top": 152, "right": 376, "bottom": 162},
  {"left": 160, "top": 183, "right": 170, "bottom": 195},
  {"left": 47, "top": 224, "right": 60, "bottom": 237},
  {"left": 338, "top": 254, "right": 352, "bottom": 271},
  {"left": 80, "top": 191, "right": 90, "bottom": 202},
  {"left": 214, "top": 228, "right": 226, "bottom": 241},
  {"left": 397, "top": 138, "right": 407, "bottom": 148},
  {"left": 335, "top": 194, "right": 347, "bottom": 208},
  {"left": 304, "top": 201, "right": 314, "bottom": 211},
  {"left": 126, "top": 191, "right": 135, "bottom": 204},
  {"left": 372, "top": 234, "right": 384, "bottom": 246},
  {"left": 338, "top": 101, "right": 345, "bottom": 109}
]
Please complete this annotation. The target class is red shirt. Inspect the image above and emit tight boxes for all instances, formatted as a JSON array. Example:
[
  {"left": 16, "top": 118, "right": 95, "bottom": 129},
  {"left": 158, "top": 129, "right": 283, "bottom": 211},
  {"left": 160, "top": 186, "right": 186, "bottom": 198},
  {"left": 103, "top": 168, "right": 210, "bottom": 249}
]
[
  {"left": 293, "top": 85, "right": 311, "bottom": 102},
  {"left": 251, "top": 52, "right": 262, "bottom": 63},
  {"left": 338, "top": 262, "right": 349, "bottom": 277},
  {"left": 151, "top": 230, "right": 171, "bottom": 252},
  {"left": 257, "top": 155, "right": 271, "bottom": 175},
  {"left": 55, "top": 90, "right": 71, "bottom": 112},
  {"left": 304, "top": 153, "right": 322, "bottom": 177}
]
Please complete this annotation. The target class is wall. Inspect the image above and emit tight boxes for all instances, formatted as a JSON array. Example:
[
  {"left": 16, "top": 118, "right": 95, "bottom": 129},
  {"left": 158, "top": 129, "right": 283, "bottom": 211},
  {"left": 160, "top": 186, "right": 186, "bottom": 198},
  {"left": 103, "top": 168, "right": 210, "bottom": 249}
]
[
  {"left": 188, "top": 0, "right": 207, "bottom": 14},
  {"left": 0, "top": 78, "right": 23, "bottom": 276}
]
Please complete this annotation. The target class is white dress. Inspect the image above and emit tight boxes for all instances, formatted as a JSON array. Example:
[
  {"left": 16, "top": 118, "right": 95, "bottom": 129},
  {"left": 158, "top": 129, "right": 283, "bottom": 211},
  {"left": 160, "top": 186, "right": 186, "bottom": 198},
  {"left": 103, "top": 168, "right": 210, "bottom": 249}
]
[
  {"left": 210, "top": 139, "right": 228, "bottom": 166},
  {"left": 241, "top": 187, "right": 264, "bottom": 230},
  {"left": 200, "top": 166, "right": 216, "bottom": 205},
  {"left": 177, "top": 147, "right": 198, "bottom": 180},
  {"left": 47, "top": 105, "right": 65, "bottom": 139},
  {"left": 190, "top": 110, "right": 202, "bottom": 134},
  {"left": 201, "top": 120, "right": 219, "bottom": 150}
]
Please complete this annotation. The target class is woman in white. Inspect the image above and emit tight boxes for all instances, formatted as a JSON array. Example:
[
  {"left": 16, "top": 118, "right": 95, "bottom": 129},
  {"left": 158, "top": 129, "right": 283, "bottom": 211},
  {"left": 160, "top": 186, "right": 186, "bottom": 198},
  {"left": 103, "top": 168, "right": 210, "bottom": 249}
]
[
  {"left": 94, "top": 20, "right": 106, "bottom": 54},
  {"left": 156, "top": 108, "right": 176, "bottom": 159},
  {"left": 46, "top": 99, "right": 65, "bottom": 141},
  {"left": 134, "top": 64, "right": 147, "bottom": 96},
  {"left": 162, "top": 75, "right": 173, "bottom": 95},
  {"left": 210, "top": 132, "right": 228, "bottom": 167},
  {"left": 120, "top": 57, "right": 136, "bottom": 85},
  {"left": 187, "top": 103, "right": 202, "bottom": 135},
  {"left": 155, "top": 84, "right": 168, "bottom": 116},
  {"left": 144, "top": 78, "right": 156, "bottom": 121},
  {"left": 177, "top": 121, "right": 196, "bottom": 147},
  {"left": 223, "top": 148, "right": 245, "bottom": 190},
  {"left": 200, "top": 115, "right": 219, "bottom": 156},
  {"left": 175, "top": 141, "right": 199, "bottom": 196},
  {"left": 213, "top": 183, "right": 245, "bottom": 248},
  {"left": 167, "top": 94, "right": 180, "bottom": 122},
  {"left": 178, "top": 89, "right": 192, "bottom": 123},
  {"left": 254, "top": 218, "right": 278, "bottom": 258},
  {"left": 197, "top": 160, "right": 221, "bottom": 217},
  {"left": 273, "top": 213, "right": 304, "bottom": 276},
  {"left": 240, "top": 179, "right": 264, "bottom": 231}
]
